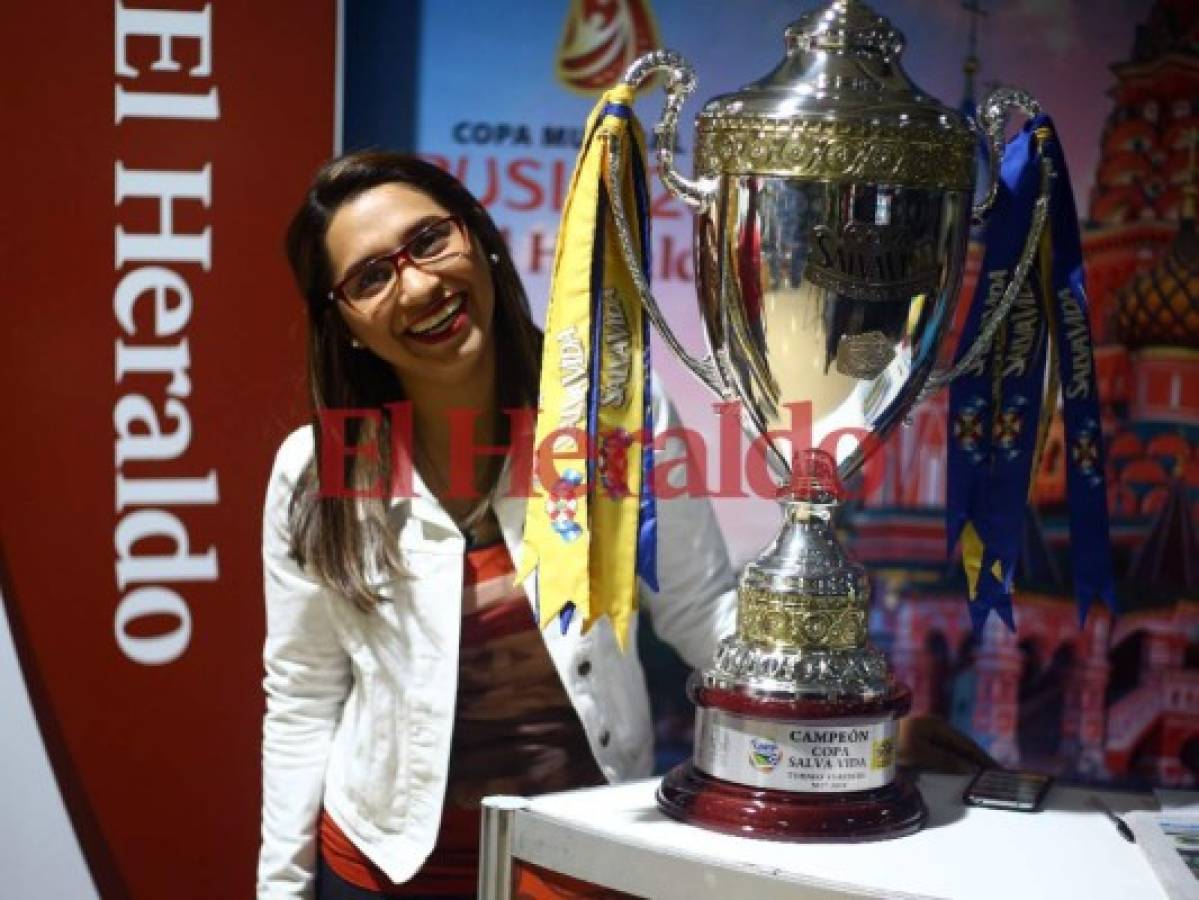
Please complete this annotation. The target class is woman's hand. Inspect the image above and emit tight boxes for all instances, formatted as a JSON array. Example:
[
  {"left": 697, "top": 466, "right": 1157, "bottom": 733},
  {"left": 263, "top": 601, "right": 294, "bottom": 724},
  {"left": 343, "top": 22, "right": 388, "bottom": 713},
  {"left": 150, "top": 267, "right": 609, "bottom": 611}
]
[{"left": 897, "top": 715, "right": 996, "bottom": 774}]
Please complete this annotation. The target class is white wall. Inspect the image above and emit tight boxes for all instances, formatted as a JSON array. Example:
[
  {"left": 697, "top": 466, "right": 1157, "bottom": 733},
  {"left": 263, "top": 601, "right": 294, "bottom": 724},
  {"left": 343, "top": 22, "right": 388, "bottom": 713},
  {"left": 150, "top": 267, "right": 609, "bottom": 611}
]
[{"left": 0, "top": 586, "right": 98, "bottom": 899}]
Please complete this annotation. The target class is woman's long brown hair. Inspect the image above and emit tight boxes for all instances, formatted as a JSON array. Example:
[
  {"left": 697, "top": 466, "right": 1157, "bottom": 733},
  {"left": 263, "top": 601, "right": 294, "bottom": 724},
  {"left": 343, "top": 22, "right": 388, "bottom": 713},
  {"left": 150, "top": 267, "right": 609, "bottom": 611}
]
[{"left": 284, "top": 151, "right": 542, "bottom": 610}]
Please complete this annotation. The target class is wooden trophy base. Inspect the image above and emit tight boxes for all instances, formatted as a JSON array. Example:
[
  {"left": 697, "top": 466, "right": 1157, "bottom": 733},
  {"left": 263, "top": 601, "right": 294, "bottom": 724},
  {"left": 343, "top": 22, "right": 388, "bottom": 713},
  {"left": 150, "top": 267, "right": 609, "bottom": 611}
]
[
  {"left": 656, "top": 760, "right": 926, "bottom": 842},
  {"left": 656, "top": 681, "right": 927, "bottom": 842}
]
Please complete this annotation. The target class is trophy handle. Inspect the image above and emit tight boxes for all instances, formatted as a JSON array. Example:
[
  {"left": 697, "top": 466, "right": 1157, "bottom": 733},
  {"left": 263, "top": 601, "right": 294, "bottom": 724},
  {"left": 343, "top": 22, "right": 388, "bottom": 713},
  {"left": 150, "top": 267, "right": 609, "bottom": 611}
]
[
  {"left": 605, "top": 136, "right": 734, "bottom": 400},
  {"left": 611, "top": 50, "right": 730, "bottom": 400},
  {"left": 919, "top": 148, "right": 1054, "bottom": 400},
  {"left": 971, "top": 87, "right": 1042, "bottom": 223},
  {"left": 921, "top": 87, "right": 1050, "bottom": 399},
  {"left": 620, "top": 50, "right": 719, "bottom": 212}
]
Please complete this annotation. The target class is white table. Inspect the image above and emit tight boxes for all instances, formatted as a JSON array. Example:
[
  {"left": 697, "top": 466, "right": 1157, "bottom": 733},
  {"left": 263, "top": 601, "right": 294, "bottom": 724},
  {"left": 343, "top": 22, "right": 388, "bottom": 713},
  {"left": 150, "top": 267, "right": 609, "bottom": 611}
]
[{"left": 479, "top": 774, "right": 1166, "bottom": 899}]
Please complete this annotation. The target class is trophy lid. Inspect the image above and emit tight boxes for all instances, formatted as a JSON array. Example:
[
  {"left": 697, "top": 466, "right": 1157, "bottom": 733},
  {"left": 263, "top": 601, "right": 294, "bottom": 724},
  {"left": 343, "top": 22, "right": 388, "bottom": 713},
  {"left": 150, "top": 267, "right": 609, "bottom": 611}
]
[{"left": 694, "top": 0, "right": 976, "bottom": 189}]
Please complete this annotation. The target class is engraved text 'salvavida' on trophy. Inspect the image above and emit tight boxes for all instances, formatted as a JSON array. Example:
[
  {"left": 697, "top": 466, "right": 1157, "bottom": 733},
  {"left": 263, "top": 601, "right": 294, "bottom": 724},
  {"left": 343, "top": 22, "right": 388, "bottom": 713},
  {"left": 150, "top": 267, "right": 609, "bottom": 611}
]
[{"left": 614, "top": 0, "right": 1051, "bottom": 840}]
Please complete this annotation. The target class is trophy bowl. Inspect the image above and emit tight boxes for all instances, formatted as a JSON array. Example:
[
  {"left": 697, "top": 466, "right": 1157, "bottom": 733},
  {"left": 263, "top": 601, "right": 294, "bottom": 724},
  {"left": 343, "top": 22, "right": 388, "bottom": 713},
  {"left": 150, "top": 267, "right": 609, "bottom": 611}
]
[{"left": 611, "top": 0, "right": 1045, "bottom": 840}]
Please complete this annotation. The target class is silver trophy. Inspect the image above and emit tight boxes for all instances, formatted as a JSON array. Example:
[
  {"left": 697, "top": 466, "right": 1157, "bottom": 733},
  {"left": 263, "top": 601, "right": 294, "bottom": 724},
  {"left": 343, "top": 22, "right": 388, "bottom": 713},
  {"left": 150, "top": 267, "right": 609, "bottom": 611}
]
[{"left": 609, "top": 0, "right": 1051, "bottom": 839}]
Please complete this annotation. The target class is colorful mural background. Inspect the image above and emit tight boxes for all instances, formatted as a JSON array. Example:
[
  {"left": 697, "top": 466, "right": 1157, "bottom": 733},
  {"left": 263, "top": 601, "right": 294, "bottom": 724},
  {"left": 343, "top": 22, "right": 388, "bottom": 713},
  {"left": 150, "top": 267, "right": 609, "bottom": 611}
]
[
  {"left": 0, "top": 3, "right": 1195, "bottom": 898},
  {"left": 343, "top": 0, "right": 1199, "bottom": 787},
  {"left": 859, "top": 0, "right": 1199, "bottom": 786}
]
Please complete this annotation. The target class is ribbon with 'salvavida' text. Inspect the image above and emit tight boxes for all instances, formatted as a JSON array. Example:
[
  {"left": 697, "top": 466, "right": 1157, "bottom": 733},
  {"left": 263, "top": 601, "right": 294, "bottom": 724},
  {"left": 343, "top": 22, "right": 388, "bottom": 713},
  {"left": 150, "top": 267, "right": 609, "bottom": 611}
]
[
  {"left": 515, "top": 85, "right": 657, "bottom": 650},
  {"left": 947, "top": 115, "right": 1115, "bottom": 633}
]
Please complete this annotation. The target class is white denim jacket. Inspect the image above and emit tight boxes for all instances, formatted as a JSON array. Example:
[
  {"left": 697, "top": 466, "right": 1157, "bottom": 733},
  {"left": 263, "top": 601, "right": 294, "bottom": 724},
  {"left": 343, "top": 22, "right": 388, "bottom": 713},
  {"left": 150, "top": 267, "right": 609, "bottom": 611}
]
[{"left": 257, "top": 383, "right": 737, "bottom": 898}]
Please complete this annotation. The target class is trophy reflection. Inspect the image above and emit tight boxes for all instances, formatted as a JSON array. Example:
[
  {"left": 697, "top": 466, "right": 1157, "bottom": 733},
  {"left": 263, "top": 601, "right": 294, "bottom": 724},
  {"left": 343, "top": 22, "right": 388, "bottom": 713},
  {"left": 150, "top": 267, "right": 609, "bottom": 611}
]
[{"left": 614, "top": 0, "right": 1046, "bottom": 840}]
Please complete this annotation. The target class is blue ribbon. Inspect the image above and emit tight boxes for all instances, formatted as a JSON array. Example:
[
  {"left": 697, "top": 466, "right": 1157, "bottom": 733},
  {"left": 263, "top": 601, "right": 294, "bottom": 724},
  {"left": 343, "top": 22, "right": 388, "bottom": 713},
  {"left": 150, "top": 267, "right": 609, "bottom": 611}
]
[
  {"left": 947, "top": 125, "right": 1040, "bottom": 631},
  {"left": 629, "top": 128, "right": 658, "bottom": 591},
  {"left": 946, "top": 116, "right": 1115, "bottom": 633},
  {"left": 971, "top": 127, "right": 1052, "bottom": 627},
  {"left": 1036, "top": 121, "right": 1116, "bottom": 622}
]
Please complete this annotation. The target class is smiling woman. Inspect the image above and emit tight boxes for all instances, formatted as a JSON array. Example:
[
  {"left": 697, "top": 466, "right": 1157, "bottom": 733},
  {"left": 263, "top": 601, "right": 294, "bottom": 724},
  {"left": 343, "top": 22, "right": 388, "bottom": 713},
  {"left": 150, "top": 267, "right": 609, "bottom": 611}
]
[
  {"left": 281, "top": 154, "right": 543, "bottom": 610},
  {"left": 257, "top": 151, "right": 738, "bottom": 899},
  {"left": 325, "top": 186, "right": 496, "bottom": 389}
]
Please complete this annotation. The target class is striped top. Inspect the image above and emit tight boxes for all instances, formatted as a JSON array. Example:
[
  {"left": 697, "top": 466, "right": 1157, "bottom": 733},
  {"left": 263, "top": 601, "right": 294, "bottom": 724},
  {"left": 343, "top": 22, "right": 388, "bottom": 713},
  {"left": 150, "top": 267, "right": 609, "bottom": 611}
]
[{"left": 320, "top": 539, "right": 602, "bottom": 895}]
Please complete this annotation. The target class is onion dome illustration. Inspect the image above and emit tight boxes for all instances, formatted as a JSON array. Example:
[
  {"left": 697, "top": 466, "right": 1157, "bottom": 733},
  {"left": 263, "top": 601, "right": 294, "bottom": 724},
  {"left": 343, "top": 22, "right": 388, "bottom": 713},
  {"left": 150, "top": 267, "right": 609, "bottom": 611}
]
[{"left": 1115, "top": 160, "right": 1199, "bottom": 349}]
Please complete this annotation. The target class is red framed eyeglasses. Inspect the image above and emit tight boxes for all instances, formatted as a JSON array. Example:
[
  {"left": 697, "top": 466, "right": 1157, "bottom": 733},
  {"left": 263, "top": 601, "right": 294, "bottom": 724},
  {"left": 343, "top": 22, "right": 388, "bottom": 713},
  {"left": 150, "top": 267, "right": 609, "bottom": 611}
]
[{"left": 328, "top": 214, "right": 470, "bottom": 307}]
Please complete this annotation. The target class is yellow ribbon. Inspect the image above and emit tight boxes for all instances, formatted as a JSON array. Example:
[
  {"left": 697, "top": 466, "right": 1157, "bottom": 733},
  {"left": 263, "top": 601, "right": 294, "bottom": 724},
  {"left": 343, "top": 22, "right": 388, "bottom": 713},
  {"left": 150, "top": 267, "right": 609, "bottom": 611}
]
[{"left": 516, "top": 85, "right": 650, "bottom": 650}]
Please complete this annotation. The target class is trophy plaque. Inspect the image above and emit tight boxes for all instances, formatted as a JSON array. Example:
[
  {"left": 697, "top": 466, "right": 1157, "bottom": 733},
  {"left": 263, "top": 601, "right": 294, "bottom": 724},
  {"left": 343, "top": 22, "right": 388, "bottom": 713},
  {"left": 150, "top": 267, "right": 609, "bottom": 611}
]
[{"left": 610, "top": 0, "right": 1047, "bottom": 840}]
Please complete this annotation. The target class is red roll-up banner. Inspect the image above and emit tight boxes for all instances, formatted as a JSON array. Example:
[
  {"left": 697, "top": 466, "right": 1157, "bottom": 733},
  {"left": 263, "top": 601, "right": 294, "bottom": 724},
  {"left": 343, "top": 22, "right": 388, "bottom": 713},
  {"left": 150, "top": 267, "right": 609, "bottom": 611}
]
[{"left": 1, "top": 2, "right": 336, "bottom": 896}]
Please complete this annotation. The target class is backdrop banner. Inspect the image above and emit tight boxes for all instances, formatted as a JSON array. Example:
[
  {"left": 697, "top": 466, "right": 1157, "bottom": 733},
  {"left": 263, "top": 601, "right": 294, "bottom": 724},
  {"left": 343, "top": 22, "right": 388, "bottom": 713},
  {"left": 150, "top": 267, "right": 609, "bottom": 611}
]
[{"left": 0, "top": 2, "right": 335, "bottom": 896}]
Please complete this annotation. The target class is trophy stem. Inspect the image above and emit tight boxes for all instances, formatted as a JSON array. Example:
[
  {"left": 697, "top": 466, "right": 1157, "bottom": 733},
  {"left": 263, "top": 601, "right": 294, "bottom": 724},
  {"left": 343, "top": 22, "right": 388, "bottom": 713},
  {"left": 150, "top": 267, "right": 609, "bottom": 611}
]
[{"left": 656, "top": 459, "right": 927, "bottom": 840}]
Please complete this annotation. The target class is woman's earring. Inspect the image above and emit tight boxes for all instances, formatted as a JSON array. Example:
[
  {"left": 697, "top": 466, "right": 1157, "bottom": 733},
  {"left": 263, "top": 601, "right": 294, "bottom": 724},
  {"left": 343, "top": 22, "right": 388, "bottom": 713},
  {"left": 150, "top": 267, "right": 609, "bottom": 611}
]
[
  {"left": 350, "top": 337, "right": 363, "bottom": 349},
  {"left": 488, "top": 252, "right": 500, "bottom": 266}
]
